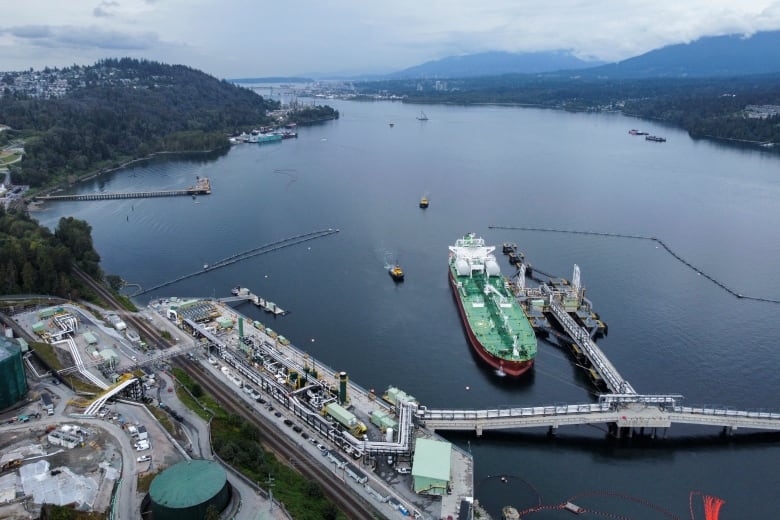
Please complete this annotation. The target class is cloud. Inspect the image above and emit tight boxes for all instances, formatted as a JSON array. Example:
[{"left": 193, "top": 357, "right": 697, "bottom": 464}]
[
  {"left": 93, "top": 1, "right": 120, "bottom": 18},
  {"left": 0, "top": 25, "right": 158, "bottom": 50}
]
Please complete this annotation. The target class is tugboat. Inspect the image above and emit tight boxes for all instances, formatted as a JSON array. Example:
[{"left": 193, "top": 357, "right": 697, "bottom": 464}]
[
  {"left": 419, "top": 196, "right": 429, "bottom": 209},
  {"left": 389, "top": 265, "right": 404, "bottom": 282}
]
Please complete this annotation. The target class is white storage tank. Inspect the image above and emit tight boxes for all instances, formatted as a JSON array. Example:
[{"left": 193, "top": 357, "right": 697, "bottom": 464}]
[
  {"left": 456, "top": 258, "right": 470, "bottom": 276},
  {"left": 485, "top": 258, "right": 501, "bottom": 276}
]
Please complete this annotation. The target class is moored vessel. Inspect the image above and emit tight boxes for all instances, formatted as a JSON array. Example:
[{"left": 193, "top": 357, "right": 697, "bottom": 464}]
[
  {"left": 257, "top": 132, "right": 283, "bottom": 144},
  {"left": 448, "top": 233, "right": 537, "bottom": 376},
  {"left": 645, "top": 135, "right": 666, "bottom": 142}
]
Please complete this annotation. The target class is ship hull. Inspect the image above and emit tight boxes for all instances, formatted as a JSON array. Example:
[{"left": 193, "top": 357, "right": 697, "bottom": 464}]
[{"left": 449, "top": 270, "right": 534, "bottom": 377}]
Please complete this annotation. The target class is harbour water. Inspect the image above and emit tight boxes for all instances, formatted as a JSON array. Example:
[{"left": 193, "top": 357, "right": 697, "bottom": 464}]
[{"left": 34, "top": 98, "right": 780, "bottom": 518}]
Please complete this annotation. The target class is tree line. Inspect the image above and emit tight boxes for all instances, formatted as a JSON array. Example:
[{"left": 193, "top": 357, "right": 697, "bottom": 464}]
[{"left": 0, "top": 206, "right": 101, "bottom": 298}]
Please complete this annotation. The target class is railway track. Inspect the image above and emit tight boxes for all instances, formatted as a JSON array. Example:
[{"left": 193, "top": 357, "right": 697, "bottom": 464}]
[
  {"left": 72, "top": 266, "right": 379, "bottom": 519},
  {"left": 181, "top": 358, "right": 379, "bottom": 519}
]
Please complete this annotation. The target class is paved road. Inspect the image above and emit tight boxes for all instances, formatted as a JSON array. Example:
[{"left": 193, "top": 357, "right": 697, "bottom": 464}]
[{"left": 156, "top": 370, "right": 290, "bottom": 520}]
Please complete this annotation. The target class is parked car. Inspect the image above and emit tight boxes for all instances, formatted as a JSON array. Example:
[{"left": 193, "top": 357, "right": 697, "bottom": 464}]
[{"left": 137, "top": 455, "right": 151, "bottom": 463}]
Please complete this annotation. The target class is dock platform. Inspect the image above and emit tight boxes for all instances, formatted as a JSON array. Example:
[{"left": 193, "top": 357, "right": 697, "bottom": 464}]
[
  {"left": 228, "top": 286, "right": 287, "bottom": 315},
  {"left": 34, "top": 177, "right": 211, "bottom": 202}
]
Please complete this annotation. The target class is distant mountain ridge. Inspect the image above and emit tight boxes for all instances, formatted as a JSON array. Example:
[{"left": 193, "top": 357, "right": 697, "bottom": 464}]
[
  {"left": 582, "top": 31, "right": 780, "bottom": 78},
  {"left": 385, "top": 51, "right": 604, "bottom": 79},
  {"left": 374, "top": 30, "right": 780, "bottom": 81}
]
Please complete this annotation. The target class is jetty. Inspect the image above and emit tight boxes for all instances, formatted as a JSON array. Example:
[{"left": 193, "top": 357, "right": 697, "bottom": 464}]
[
  {"left": 34, "top": 177, "right": 211, "bottom": 202},
  {"left": 223, "top": 286, "right": 287, "bottom": 315}
]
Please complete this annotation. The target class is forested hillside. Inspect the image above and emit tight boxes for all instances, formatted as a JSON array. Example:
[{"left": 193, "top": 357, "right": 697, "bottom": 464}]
[
  {"left": 0, "top": 58, "right": 279, "bottom": 188},
  {"left": 0, "top": 207, "right": 101, "bottom": 298}
]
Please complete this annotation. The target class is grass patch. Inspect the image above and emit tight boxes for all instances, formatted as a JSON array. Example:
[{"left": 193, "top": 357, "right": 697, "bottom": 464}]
[
  {"left": 137, "top": 469, "right": 162, "bottom": 494},
  {"left": 144, "top": 404, "right": 175, "bottom": 437},
  {"left": 39, "top": 504, "right": 105, "bottom": 520},
  {"left": 30, "top": 342, "right": 102, "bottom": 394},
  {"left": 171, "top": 367, "right": 222, "bottom": 421},
  {"left": 114, "top": 293, "right": 138, "bottom": 312},
  {"left": 0, "top": 152, "right": 21, "bottom": 166}
]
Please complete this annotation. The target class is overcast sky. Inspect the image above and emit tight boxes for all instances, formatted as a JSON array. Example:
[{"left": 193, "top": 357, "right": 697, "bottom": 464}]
[{"left": 2, "top": 1, "right": 780, "bottom": 79}]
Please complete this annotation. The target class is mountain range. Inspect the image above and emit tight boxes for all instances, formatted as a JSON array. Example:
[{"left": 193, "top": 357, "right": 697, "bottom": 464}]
[{"left": 376, "top": 30, "right": 780, "bottom": 80}]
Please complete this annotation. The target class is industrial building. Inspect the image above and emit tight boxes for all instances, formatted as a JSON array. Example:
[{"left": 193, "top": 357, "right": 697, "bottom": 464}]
[
  {"left": 411, "top": 438, "right": 451, "bottom": 496},
  {"left": 0, "top": 336, "right": 27, "bottom": 409},
  {"left": 149, "top": 460, "right": 230, "bottom": 520}
]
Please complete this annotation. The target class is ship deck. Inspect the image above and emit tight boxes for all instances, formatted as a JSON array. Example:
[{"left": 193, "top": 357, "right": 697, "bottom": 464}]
[{"left": 452, "top": 268, "right": 537, "bottom": 360}]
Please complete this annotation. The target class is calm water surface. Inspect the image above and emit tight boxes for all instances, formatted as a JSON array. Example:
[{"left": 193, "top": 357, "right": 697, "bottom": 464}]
[{"left": 36, "top": 99, "right": 780, "bottom": 519}]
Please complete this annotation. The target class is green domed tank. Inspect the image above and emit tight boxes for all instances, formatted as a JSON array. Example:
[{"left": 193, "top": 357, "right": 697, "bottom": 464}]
[
  {"left": 0, "top": 337, "right": 27, "bottom": 410},
  {"left": 149, "top": 460, "right": 229, "bottom": 520}
]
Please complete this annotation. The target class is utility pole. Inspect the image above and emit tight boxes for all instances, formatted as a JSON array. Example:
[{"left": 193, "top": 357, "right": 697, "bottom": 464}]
[{"left": 267, "top": 473, "right": 275, "bottom": 515}]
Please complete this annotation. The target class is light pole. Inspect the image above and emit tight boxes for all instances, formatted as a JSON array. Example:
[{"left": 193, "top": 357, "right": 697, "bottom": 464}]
[{"left": 266, "top": 473, "right": 275, "bottom": 517}]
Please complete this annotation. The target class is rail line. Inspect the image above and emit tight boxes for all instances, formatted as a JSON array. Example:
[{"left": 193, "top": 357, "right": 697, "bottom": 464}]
[
  {"left": 490, "top": 225, "right": 780, "bottom": 304},
  {"left": 131, "top": 228, "right": 339, "bottom": 296},
  {"left": 176, "top": 358, "right": 378, "bottom": 520}
]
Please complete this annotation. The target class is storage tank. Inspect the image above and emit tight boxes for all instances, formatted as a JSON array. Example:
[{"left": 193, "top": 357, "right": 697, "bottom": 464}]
[
  {"left": 149, "top": 460, "right": 229, "bottom": 520},
  {"left": 455, "top": 258, "right": 470, "bottom": 276},
  {"left": 0, "top": 337, "right": 27, "bottom": 409},
  {"left": 485, "top": 258, "right": 501, "bottom": 277},
  {"left": 338, "top": 371, "right": 349, "bottom": 404}
]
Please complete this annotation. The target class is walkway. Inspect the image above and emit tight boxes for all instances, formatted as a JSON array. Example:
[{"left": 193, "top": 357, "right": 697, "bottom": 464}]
[{"left": 420, "top": 396, "right": 780, "bottom": 436}]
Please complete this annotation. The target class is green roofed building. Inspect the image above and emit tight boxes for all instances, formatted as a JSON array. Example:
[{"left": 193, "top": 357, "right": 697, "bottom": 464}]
[
  {"left": 100, "top": 349, "right": 120, "bottom": 369},
  {"left": 149, "top": 460, "right": 229, "bottom": 520},
  {"left": 82, "top": 331, "right": 98, "bottom": 345},
  {"left": 32, "top": 322, "right": 46, "bottom": 334},
  {"left": 216, "top": 317, "right": 233, "bottom": 329},
  {"left": 412, "top": 437, "right": 451, "bottom": 496}
]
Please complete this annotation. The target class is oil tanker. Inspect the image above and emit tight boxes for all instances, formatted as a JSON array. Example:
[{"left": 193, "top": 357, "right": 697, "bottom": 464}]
[{"left": 448, "top": 233, "right": 537, "bottom": 376}]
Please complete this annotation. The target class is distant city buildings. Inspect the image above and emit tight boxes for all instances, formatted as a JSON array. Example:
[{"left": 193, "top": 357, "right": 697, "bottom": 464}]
[
  {"left": 745, "top": 104, "right": 780, "bottom": 119},
  {"left": 0, "top": 67, "right": 84, "bottom": 99},
  {"left": 1, "top": 63, "right": 172, "bottom": 99}
]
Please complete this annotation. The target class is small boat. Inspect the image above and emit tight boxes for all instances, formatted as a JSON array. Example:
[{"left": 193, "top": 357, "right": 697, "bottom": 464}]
[
  {"left": 417, "top": 111, "right": 429, "bottom": 121},
  {"left": 389, "top": 265, "right": 404, "bottom": 282},
  {"left": 646, "top": 135, "right": 666, "bottom": 142},
  {"left": 203, "top": 264, "right": 209, "bottom": 270},
  {"left": 628, "top": 129, "right": 649, "bottom": 136},
  {"left": 419, "top": 196, "right": 429, "bottom": 208},
  {"left": 389, "top": 122, "right": 395, "bottom": 128}
]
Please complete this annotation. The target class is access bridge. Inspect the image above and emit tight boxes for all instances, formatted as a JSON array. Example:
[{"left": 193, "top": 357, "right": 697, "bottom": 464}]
[{"left": 419, "top": 394, "right": 780, "bottom": 437}]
